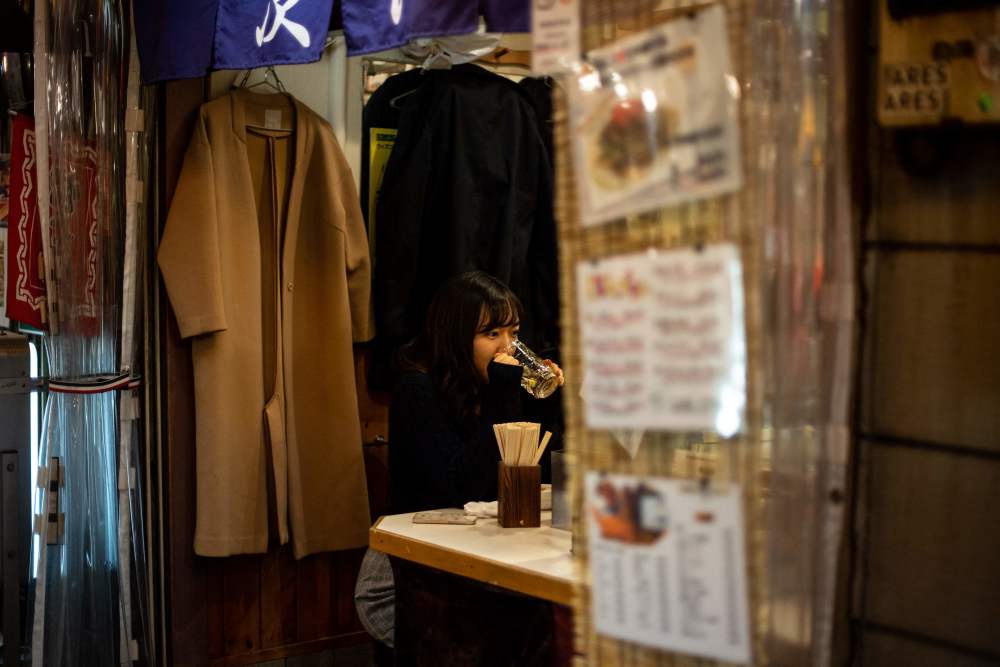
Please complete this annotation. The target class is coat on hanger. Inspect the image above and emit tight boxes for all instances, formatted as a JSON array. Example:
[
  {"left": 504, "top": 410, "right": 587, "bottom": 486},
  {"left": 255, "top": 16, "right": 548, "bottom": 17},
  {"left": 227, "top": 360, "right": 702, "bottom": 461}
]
[{"left": 159, "top": 90, "right": 374, "bottom": 558}]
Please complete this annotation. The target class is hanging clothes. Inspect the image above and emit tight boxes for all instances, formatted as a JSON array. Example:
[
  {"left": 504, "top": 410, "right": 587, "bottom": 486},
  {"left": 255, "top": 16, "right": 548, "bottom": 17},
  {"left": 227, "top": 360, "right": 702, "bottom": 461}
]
[
  {"left": 518, "top": 77, "right": 556, "bottom": 165},
  {"left": 370, "top": 64, "right": 559, "bottom": 390},
  {"left": 359, "top": 67, "right": 424, "bottom": 229},
  {"left": 158, "top": 90, "right": 374, "bottom": 558}
]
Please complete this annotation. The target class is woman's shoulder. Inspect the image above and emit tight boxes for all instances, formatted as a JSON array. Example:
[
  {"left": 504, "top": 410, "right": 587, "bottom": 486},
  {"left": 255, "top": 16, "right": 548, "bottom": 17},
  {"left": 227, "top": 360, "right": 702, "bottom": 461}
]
[
  {"left": 395, "top": 369, "right": 433, "bottom": 390},
  {"left": 391, "top": 370, "right": 438, "bottom": 405},
  {"left": 390, "top": 370, "right": 453, "bottom": 429}
]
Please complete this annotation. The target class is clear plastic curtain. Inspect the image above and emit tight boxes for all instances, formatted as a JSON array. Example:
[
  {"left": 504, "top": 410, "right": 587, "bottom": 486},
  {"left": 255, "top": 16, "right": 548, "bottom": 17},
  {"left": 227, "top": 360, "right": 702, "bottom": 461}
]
[
  {"left": 27, "top": 1, "right": 137, "bottom": 664},
  {"left": 118, "top": 8, "right": 154, "bottom": 662},
  {"left": 754, "top": 0, "right": 853, "bottom": 664}
]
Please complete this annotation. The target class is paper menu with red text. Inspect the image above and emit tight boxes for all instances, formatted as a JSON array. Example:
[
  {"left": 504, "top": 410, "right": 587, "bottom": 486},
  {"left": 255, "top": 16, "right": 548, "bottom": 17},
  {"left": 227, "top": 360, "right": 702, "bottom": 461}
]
[{"left": 576, "top": 243, "right": 746, "bottom": 435}]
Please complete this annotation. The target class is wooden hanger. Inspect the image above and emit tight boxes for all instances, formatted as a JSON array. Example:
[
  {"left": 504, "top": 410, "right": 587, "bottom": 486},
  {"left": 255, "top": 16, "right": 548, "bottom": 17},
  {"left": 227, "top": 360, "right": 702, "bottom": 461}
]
[{"left": 477, "top": 47, "right": 532, "bottom": 71}]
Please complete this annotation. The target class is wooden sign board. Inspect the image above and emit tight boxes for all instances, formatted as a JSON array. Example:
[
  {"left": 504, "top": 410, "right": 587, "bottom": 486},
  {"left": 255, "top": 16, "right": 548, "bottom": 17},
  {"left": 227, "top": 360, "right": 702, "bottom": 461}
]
[{"left": 879, "top": 0, "right": 1000, "bottom": 126}]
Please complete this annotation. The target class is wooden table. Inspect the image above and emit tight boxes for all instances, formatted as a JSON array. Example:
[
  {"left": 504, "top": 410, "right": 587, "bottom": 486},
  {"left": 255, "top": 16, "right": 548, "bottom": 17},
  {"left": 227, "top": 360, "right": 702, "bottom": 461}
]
[{"left": 369, "top": 511, "right": 579, "bottom": 606}]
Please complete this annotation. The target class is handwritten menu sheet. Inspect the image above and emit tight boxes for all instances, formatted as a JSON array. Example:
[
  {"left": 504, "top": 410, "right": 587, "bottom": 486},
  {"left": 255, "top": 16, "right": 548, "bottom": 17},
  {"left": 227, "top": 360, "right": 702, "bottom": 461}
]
[
  {"left": 586, "top": 472, "right": 752, "bottom": 664},
  {"left": 576, "top": 243, "right": 746, "bottom": 436}
]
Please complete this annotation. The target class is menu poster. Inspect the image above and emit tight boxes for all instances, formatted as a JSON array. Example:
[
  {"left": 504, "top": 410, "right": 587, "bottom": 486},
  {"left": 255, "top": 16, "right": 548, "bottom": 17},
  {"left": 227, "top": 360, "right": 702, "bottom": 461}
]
[
  {"left": 586, "top": 472, "right": 752, "bottom": 664},
  {"left": 577, "top": 243, "right": 746, "bottom": 436},
  {"left": 567, "top": 5, "right": 741, "bottom": 227},
  {"left": 531, "top": 0, "right": 582, "bottom": 75}
]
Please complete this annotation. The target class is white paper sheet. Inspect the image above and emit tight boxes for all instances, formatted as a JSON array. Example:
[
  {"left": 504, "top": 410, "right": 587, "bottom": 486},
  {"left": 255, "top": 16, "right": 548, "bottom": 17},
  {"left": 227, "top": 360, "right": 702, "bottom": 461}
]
[
  {"left": 586, "top": 472, "right": 752, "bottom": 664},
  {"left": 531, "top": 0, "right": 582, "bottom": 75},
  {"left": 577, "top": 243, "right": 746, "bottom": 435}
]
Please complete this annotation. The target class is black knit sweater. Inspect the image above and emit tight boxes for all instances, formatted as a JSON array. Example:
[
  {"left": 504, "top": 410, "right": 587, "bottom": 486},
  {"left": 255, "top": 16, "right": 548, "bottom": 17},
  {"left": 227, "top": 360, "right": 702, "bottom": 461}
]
[{"left": 388, "top": 361, "right": 523, "bottom": 514}]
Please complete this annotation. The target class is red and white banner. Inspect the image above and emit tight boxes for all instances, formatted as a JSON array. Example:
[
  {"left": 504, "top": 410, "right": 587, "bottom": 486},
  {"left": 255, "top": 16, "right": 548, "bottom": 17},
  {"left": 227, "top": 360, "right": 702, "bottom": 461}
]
[
  {"left": 0, "top": 226, "right": 9, "bottom": 329},
  {"left": 6, "top": 114, "right": 46, "bottom": 329}
]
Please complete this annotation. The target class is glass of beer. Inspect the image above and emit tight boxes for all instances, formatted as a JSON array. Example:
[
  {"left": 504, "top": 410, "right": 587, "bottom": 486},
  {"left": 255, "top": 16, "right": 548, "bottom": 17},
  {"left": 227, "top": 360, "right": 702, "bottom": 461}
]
[{"left": 508, "top": 339, "right": 560, "bottom": 399}]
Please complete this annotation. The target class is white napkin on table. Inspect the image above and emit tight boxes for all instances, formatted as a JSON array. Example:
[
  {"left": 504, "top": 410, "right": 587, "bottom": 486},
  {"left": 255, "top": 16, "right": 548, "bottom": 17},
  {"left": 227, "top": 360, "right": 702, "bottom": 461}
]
[{"left": 464, "top": 501, "right": 498, "bottom": 518}]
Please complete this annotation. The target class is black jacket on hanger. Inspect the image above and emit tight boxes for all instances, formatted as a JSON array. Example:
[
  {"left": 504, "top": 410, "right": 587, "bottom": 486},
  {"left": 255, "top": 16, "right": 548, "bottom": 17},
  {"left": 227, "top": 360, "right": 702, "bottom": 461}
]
[
  {"left": 371, "top": 64, "right": 559, "bottom": 390},
  {"left": 518, "top": 76, "right": 555, "bottom": 164},
  {"left": 360, "top": 67, "right": 425, "bottom": 228}
]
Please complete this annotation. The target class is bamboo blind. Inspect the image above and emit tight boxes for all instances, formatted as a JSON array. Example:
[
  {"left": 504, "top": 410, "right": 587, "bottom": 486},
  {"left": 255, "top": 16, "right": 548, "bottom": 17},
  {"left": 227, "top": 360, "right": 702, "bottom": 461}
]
[{"left": 555, "top": 1, "right": 770, "bottom": 664}]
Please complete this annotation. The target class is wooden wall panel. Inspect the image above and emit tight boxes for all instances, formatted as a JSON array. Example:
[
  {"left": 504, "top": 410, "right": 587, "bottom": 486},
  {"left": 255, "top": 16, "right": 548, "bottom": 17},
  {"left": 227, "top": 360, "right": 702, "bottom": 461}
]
[
  {"left": 296, "top": 555, "right": 336, "bottom": 642},
  {"left": 861, "top": 251, "right": 1000, "bottom": 452},
  {"left": 162, "top": 76, "right": 213, "bottom": 667},
  {"left": 334, "top": 549, "right": 366, "bottom": 634},
  {"left": 206, "top": 560, "right": 227, "bottom": 659},
  {"left": 355, "top": 346, "right": 390, "bottom": 446},
  {"left": 260, "top": 546, "right": 299, "bottom": 648},
  {"left": 869, "top": 131, "right": 1000, "bottom": 245},
  {"left": 857, "top": 442, "right": 1000, "bottom": 654},
  {"left": 861, "top": 630, "right": 998, "bottom": 667},
  {"left": 848, "top": 5, "right": 1000, "bottom": 662},
  {"left": 223, "top": 556, "right": 263, "bottom": 654},
  {"left": 363, "top": 443, "right": 391, "bottom": 520}
]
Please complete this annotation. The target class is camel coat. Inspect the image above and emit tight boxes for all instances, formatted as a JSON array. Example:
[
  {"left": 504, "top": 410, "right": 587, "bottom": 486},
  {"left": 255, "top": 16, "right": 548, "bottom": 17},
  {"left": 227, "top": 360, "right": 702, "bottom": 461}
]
[{"left": 159, "top": 90, "right": 373, "bottom": 558}]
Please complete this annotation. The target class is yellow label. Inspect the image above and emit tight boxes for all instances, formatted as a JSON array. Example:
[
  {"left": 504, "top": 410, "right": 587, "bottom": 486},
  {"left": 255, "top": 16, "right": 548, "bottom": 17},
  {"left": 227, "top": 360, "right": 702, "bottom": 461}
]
[
  {"left": 879, "top": 0, "right": 1000, "bottom": 126},
  {"left": 368, "top": 128, "right": 398, "bottom": 256}
]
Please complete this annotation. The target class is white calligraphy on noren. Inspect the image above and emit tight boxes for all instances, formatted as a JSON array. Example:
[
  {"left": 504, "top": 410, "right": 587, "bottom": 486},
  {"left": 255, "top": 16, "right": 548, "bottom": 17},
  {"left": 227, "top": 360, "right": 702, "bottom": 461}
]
[
  {"left": 390, "top": 0, "right": 404, "bottom": 25},
  {"left": 256, "top": 0, "right": 311, "bottom": 48}
]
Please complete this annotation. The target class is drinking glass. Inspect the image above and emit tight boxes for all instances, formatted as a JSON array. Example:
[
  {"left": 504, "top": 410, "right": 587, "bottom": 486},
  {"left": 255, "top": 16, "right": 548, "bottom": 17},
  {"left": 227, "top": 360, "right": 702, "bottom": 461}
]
[{"left": 508, "top": 339, "right": 560, "bottom": 399}]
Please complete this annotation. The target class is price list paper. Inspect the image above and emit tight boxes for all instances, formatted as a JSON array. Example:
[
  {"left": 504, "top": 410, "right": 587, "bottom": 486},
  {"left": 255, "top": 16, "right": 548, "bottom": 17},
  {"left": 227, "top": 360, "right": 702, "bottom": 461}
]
[
  {"left": 576, "top": 243, "right": 746, "bottom": 436},
  {"left": 586, "top": 472, "right": 752, "bottom": 664}
]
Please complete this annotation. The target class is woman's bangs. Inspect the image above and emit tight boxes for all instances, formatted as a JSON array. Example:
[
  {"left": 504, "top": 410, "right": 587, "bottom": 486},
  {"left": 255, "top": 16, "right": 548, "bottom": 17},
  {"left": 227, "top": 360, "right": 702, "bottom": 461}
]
[{"left": 477, "top": 297, "right": 520, "bottom": 332}]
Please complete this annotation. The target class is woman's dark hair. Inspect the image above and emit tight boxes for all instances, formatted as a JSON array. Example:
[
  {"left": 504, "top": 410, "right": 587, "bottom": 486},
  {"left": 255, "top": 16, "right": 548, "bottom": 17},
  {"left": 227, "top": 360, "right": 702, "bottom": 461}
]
[{"left": 400, "top": 271, "right": 523, "bottom": 424}]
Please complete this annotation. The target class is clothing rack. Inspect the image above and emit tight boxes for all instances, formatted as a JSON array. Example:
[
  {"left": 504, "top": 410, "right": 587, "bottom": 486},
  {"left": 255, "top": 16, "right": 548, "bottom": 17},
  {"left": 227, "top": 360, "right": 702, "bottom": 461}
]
[{"left": 361, "top": 47, "right": 534, "bottom": 75}]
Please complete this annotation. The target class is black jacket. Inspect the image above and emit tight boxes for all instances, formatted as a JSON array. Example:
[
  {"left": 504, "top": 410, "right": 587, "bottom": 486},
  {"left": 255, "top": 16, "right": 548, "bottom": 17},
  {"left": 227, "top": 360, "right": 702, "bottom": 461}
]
[
  {"left": 371, "top": 65, "right": 559, "bottom": 389},
  {"left": 359, "top": 67, "right": 425, "bottom": 228}
]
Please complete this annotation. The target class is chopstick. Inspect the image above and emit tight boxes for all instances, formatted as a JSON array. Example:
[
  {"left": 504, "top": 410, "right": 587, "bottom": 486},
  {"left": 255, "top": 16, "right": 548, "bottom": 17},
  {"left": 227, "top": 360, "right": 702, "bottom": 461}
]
[
  {"left": 493, "top": 424, "right": 504, "bottom": 459},
  {"left": 533, "top": 431, "right": 553, "bottom": 465},
  {"left": 492, "top": 422, "right": 553, "bottom": 466}
]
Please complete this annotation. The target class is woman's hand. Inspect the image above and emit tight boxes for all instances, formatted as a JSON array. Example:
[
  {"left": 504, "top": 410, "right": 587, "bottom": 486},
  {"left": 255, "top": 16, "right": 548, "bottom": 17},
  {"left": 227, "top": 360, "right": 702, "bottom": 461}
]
[
  {"left": 493, "top": 352, "right": 521, "bottom": 366},
  {"left": 544, "top": 359, "right": 565, "bottom": 386}
]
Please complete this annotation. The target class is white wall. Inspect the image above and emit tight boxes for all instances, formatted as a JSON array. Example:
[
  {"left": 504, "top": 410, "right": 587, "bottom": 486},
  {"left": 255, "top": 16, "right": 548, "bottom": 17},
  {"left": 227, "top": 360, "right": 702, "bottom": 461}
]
[{"left": 209, "top": 37, "right": 363, "bottom": 193}]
